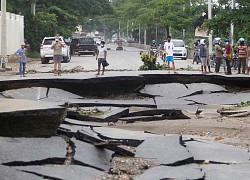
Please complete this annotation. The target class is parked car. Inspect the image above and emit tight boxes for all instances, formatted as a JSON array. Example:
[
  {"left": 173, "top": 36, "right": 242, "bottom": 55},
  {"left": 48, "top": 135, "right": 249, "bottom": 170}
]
[
  {"left": 77, "top": 37, "right": 97, "bottom": 56},
  {"left": 40, "top": 36, "right": 71, "bottom": 64},
  {"left": 172, "top": 39, "right": 188, "bottom": 60}
]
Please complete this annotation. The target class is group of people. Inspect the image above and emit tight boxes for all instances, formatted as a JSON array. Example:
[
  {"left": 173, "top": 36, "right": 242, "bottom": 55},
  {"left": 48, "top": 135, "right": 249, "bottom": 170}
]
[
  {"left": 194, "top": 39, "right": 213, "bottom": 74},
  {"left": 14, "top": 34, "right": 250, "bottom": 77},
  {"left": 14, "top": 35, "right": 108, "bottom": 77},
  {"left": 193, "top": 37, "right": 250, "bottom": 75}
]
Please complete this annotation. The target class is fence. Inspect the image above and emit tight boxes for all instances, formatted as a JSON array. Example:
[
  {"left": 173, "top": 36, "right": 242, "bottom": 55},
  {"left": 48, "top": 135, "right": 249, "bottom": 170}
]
[{"left": 0, "top": 12, "right": 24, "bottom": 56}]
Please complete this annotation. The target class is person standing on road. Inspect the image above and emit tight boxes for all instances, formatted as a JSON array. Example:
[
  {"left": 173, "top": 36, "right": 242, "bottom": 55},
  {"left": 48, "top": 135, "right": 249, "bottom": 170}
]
[
  {"left": 96, "top": 40, "right": 107, "bottom": 75},
  {"left": 15, "top": 42, "right": 27, "bottom": 77},
  {"left": 205, "top": 41, "right": 213, "bottom": 73},
  {"left": 162, "top": 39, "right": 167, "bottom": 61},
  {"left": 224, "top": 38, "right": 233, "bottom": 75},
  {"left": 164, "top": 35, "right": 176, "bottom": 73},
  {"left": 237, "top": 38, "right": 248, "bottom": 74},
  {"left": 247, "top": 44, "right": 250, "bottom": 75},
  {"left": 214, "top": 39, "right": 223, "bottom": 73},
  {"left": 199, "top": 39, "right": 208, "bottom": 74},
  {"left": 193, "top": 40, "right": 201, "bottom": 64},
  {"left": 51, "top": 35, "right": 64, "bottom": 76}
]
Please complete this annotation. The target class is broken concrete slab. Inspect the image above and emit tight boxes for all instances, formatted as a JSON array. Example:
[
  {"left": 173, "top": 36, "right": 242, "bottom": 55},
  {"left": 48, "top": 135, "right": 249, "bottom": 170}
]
[
  {"left": 67, "top": 98, "right": 156, "bottom": 108},
  {"left": 0, "top": 165, "right": 43, "bottom": 180},
  {"left": 15, "top": 165, "right": 104, "bottom": 180},
  {"left": 135, "top": 164, "right": 204, "bottom": 180},
  {"left": 76, "top": 127, "right": 135, "bottom": 156},
  {"left": 135, "top": 135, "right": 193, "bottom": 165},
  {"left": 185, "top": 83, "right": 227, "bottom": 94},
  {"left": 140, "top": 83, "right": 188, "bottom": 97},
  {"left": 0, "top": 137, "right": 66, "bottom": 165},
  {"left": 93, "top": 127, "right": 159, "bottom": 147},
  {"left": 126, "top": 109, "right": 190, "bottom": 118},
  {"left": 0, "top": 99, "right": 66, "bottom": 137},
  {"left": 184, "top": 138, "right": 250, "bottom": 164},
  {"left": 140, "top": 83, "right": 227, "bottom": 99},
  {"left": 202, "top": 163, "right": 250, "bottom": 180},
  {"left": 183, "top": 92, "right": 250, "bottom": 106},
  {"left": 58, "top": 124, "right": 83, "bottom": 137},
  {"left": 0, "top": 76, "right": 144, "bottom": 97},
  {"left": 76, "top": 126, "right": 104, "bottom": 144},
  {"left": 1, "top": 87, "right": 83, "bottom": 102},
  {"left": 119, "top": 116, "right": 169, "bottom": 123},
  {"left": 67, "top": 107, "right": 129, "bottom": 124},
  {"left": 141, "top": 73, "right": 250, "bottom": 89},
  {"left": 72, "top": 138, "right": 113, "bottom": 171},
  {"left": 63, "top": 118, "right": 102, "bottom": 127},
  {"left": 154, "top": 96, "right": 198, "bottom": 113}
]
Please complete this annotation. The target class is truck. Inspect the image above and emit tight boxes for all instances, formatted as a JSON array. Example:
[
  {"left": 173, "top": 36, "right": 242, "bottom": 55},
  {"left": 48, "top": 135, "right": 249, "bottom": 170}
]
[{"left": 77, "top": 37, "right": 97, "bottom": 56}]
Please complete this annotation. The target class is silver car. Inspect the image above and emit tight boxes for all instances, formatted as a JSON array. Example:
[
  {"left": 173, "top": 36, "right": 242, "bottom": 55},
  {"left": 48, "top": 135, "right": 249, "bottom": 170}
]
[{"left": 172, "top": 39, "right": 188, "bottom": 60}]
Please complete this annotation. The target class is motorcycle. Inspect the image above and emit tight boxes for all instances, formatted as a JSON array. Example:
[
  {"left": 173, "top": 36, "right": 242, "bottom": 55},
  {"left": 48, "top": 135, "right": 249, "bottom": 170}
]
[
  {"left": 231, "top": 52, "right": 238, "bottom": 70},
  {"left": 150, "top": 48, "right": 158, "bottom": 58}
]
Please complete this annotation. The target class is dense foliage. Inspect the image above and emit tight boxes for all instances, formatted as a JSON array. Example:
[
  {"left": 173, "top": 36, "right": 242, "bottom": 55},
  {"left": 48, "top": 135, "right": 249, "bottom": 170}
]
[
  {"left": 6, "top": 0, "right": 112, "bottom": 51},
  {"left": 4, "top": 0, "right": 250, "bottom": 51}
]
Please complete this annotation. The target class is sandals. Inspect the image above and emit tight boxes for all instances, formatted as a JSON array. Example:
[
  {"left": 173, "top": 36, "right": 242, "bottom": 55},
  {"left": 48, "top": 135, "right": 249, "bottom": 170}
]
[{"left": 54, "top": 69, "right": 62, "bottom": 76}]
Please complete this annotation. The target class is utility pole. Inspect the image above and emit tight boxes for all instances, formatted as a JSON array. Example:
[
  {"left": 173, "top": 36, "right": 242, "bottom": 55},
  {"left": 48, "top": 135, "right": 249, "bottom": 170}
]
[
  {"left": 1, "top": 0, "right": 7, "bottom": 68},
  {"left": 31, "top": 0, "right": 36, "bottom": 16},
  {"left": 138, "top": 23, "right": 141, "bottom": 44},
  {"left": 156, "top": 23, "right": 158, "bottom": 43},
  {"left": 230, "top": 0, "right": 235, "bottom": 46},
  {"left": 127, "top": 21, "right": 129, "bottom": 39},
  {"left": 208, "top": 0, "right": 213, "bottom": 54},
  {"left": 118, "top": 21, "right": 121, "bottom": 39}
]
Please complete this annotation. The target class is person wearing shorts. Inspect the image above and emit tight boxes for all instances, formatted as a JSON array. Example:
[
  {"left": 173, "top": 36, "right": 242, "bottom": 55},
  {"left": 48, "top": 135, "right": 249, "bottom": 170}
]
[
  {"left": 51, "top": 35, "right": 64, "bottom": 76},
  {"left": 96, "top": 40, "right": 107, "bottom": 75},
  {"left": 164, "top": 35, "right": 176, "bottom": 73},
  {"left": 200, "top": 39, "right": 208, "bottom": 73}
]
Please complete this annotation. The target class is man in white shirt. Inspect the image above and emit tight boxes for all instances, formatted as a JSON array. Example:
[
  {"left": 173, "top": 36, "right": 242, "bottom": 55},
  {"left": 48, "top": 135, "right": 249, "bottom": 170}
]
[
  {"left": 96, "top": 40, "right": 108, "bottom": 75},
  {"left": 164, "top": 35, "right": 176, "bottom": 73}
]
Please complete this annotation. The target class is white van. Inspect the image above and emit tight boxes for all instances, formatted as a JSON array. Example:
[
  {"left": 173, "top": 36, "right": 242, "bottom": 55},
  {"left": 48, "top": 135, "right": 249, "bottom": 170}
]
[{"left": 172, "top": 39, "right": 188, "bottom": 60}]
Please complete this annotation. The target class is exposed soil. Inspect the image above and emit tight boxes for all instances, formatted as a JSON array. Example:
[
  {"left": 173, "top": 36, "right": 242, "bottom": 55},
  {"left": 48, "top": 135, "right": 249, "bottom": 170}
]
[{"left": 112, "top": 112, "right": 250, "bottom": 150}]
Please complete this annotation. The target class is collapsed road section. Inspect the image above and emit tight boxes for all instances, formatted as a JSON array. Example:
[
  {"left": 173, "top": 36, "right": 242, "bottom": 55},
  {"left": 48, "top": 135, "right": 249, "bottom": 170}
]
[{"left": 0, "top": 74, "right": 250, "bottom": 179}]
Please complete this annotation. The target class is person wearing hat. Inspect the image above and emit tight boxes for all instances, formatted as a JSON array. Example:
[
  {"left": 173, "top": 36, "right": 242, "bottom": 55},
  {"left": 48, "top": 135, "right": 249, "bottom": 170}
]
[
  {"left": 15, "top": 42, "right": 27, "bottom": 77},
  {"left": 51, "top": 35, "right": 65, "bottom": 76},
  {"left": 214, "top": 38, "right": 223, "bottom": 73},
  {"left": 96, "top": 40, "right": 108, "bottom": 75},
  {"left": 237, "top": 38, "right": 247, "bottom": 74},
  {"left": 199, "top": 39, "right": 208, "bottom": 73}
]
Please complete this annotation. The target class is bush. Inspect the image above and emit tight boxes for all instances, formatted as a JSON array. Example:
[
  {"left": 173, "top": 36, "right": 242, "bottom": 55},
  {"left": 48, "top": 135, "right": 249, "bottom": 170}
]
[
  {"left": 139, "top": 52, "right": 168, "bottom": 70},
  {"left": 27, "top": 51, "right": 40, "bottom": 58}
]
